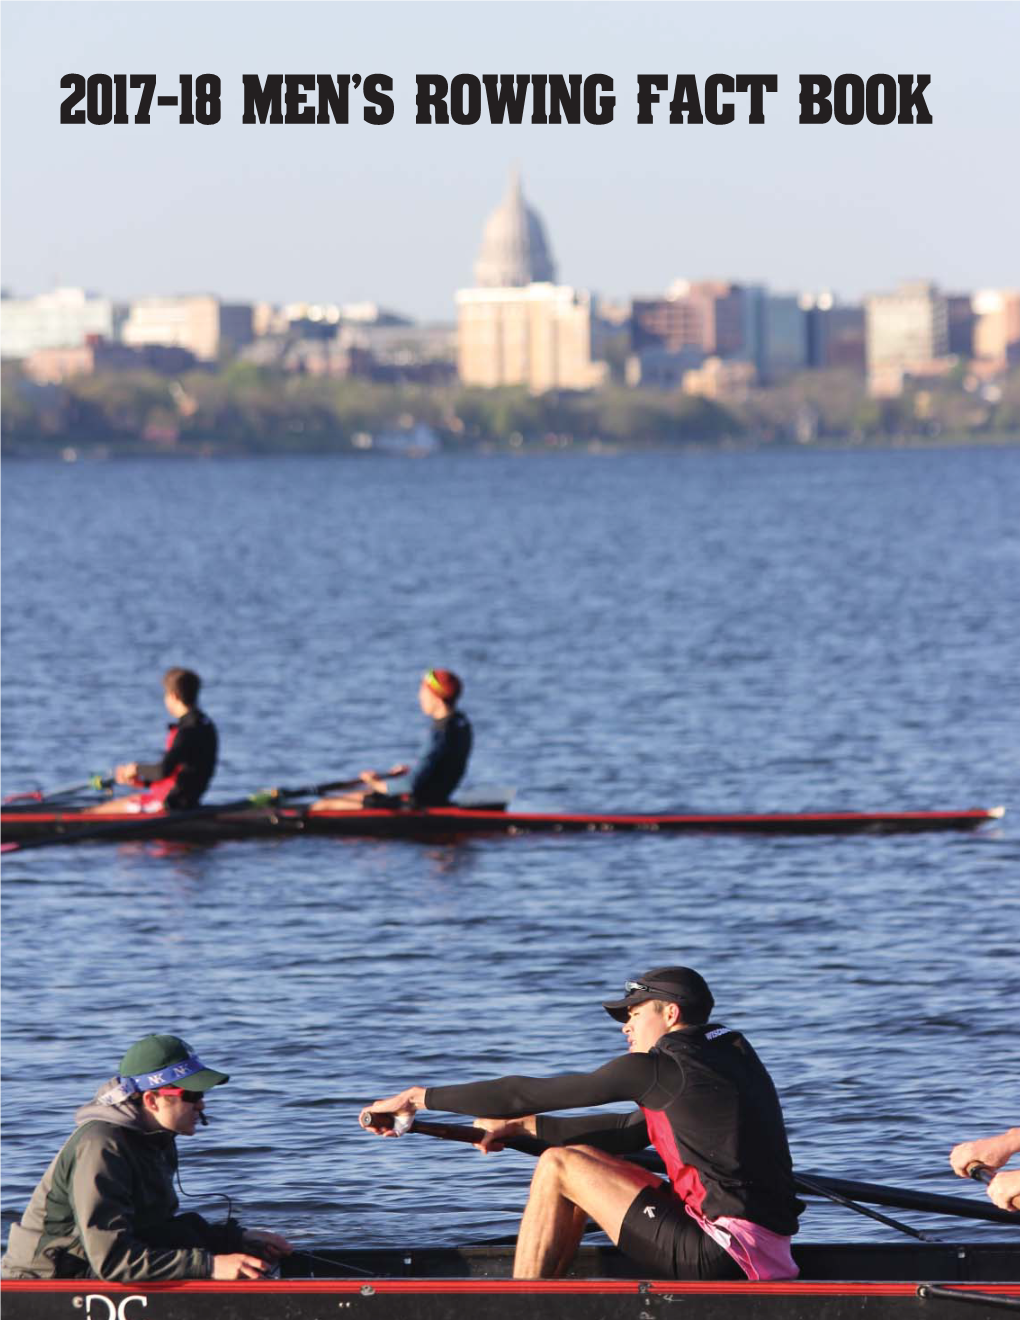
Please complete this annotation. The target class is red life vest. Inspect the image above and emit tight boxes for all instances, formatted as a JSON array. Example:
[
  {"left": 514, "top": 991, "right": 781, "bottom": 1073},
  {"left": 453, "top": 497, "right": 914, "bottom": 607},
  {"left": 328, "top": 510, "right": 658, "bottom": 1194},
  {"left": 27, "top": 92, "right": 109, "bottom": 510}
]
[
  {"left": 641, "top": 1105, "right": 708, "bottom": 1214},
  {"left": 136, "top": 726, "right": 182, "bottom": 808}
]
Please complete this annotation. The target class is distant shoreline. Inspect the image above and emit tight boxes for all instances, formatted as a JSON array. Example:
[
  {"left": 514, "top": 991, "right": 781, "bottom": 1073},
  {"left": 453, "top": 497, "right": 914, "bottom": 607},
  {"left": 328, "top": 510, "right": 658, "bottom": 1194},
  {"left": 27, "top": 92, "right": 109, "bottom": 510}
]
[{"left": 3, "top": 433, "right": 1018, "bottom": 463}]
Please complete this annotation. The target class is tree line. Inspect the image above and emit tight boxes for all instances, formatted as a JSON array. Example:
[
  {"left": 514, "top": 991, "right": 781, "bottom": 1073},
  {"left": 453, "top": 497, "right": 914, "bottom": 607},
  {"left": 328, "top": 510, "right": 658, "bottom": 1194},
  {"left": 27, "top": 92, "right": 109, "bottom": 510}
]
[{"left": 3, "top": 360, "right": 1018, "bottom": 455}]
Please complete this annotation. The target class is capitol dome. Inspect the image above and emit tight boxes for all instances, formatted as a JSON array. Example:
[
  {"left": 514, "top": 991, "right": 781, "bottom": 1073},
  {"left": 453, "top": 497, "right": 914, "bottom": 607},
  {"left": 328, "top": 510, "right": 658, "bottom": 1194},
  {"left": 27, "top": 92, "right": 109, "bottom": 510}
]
[{"left": 473, "top": 170, "right": 557, "bottom": 288}]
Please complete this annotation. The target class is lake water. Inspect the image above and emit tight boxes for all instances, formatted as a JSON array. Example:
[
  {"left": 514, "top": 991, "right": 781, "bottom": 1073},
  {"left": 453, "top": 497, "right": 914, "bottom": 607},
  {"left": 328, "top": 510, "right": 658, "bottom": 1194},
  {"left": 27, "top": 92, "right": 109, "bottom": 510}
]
[{"left": 1, "top": 445, "right": 1018, "bottom": 1255}]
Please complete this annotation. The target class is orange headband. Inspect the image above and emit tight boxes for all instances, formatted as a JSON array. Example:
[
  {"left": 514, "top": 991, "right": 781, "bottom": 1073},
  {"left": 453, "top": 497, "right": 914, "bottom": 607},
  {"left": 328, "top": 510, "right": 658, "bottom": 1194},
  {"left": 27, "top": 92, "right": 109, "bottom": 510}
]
[{"left": 424, "top": 669, "right": 459, "bottom": 701}]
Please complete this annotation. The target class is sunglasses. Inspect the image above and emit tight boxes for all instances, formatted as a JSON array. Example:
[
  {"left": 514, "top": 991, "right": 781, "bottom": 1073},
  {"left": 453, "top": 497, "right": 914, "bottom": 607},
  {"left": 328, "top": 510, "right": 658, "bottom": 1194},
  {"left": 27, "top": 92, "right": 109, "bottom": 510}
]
[
  {"left": 624, "top": 980, "right": 690, "bottom": 999},
  {"left": 156, "top": 1086, "right": 204, "bottom": 1103}
]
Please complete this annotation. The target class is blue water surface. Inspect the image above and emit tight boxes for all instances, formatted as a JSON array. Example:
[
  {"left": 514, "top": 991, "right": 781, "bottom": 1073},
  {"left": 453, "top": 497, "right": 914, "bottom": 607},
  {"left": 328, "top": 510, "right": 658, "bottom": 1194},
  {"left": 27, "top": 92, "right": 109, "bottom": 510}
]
[{"left": 1, "top": 445, "right": 1018, "bottom": 1252}]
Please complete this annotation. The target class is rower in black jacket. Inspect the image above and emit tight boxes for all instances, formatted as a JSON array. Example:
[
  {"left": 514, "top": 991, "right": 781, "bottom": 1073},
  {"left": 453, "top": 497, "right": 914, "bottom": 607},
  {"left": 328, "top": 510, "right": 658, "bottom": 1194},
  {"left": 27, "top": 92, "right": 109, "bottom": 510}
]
[
  {"left": 311, "top": 669, "right": 472, "bottom": 811},
  {"left": 361, "top": 967, "right": 802, "bottom": 1282},
  {"left": 86, "top": 668, "right": 218, "bottom": 814}
]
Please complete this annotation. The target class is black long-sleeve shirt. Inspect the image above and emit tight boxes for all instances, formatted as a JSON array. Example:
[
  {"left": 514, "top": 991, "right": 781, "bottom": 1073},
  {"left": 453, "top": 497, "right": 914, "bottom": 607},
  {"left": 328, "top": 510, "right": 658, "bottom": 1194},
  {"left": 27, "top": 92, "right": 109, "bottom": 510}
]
[
  {"left": 409, "top": 710, "right": 472, "bottom": 805},
  {"left": 135, "top": 709, "right": 218, "bottom": 810},
  {"left": 428, "top": 1053, "right": 660, "bottom": 1151},
  {"left": 425, "top": 1025, "right": 802, "bottom": 1234}
]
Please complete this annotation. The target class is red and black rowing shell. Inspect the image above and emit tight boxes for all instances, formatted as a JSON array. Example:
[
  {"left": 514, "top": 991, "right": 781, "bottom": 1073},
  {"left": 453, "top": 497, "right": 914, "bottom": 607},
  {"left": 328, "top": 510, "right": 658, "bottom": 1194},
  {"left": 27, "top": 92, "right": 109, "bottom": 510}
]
[
  {"left": 2, "top": 1241, "right": 1019, "bottom": 1320},
  {"left": 0, "top": 803, "right": 1006, "bottom": 847}
]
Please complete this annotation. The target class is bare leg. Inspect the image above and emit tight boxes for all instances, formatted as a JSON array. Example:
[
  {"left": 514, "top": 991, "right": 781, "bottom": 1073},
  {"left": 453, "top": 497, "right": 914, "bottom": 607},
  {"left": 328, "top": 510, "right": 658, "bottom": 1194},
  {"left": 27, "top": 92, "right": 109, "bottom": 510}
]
[
  {"left": 308, "top": 792, "right": 369, "bottom": 813},
  {"left": 513, "top": 1145, "right": 662, "bottom": 1279},
  {"left": 82, "top": 796, "right": 143, "bottom": 815},
  {"left": 553, "top": 1204, "right": 590, "bottom": 1277}
]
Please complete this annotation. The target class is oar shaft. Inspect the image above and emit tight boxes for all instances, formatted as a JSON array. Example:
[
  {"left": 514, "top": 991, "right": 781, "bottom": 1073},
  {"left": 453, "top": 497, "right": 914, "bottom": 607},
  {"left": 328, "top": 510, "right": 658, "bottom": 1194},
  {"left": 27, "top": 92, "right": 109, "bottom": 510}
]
[
  {"left": 257, "top": 770, "right": 403, "bottom": 804},
  {"left": 3, "top": 774, "right": 113, "bottom": 805},
  {"left": 359, "top": 1114, "right": 1020, "bottom": 1228},
  {"left": 801, "top": 1171, "right": 1020, "bottom": 1225},
  {"left": 794, "top": 1172, "right": 934, "bottom": 1242}
]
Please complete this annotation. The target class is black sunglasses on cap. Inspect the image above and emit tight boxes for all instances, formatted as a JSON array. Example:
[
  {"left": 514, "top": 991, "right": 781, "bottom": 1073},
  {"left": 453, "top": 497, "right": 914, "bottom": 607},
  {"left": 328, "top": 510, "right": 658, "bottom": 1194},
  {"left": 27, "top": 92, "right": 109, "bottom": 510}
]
[{"left": 625, "top": 979, "right": 676, "bottom": 995}]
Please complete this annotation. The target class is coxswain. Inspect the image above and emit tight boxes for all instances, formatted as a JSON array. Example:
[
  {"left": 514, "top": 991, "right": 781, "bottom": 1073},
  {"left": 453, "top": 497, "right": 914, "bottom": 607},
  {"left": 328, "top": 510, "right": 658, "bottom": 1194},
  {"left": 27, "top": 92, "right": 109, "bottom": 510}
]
[
  {"left": 361, "top": 966, "right": 803, "bottom": 1281},
  {"left": 311, "top": 668, "right": 472, "bottom": 812},
  {"left": 1, "top": 1032, "right": 292, "bottom": 1281},
  {"left": 86, "top": 667, "right": 217, "bottom": 814}
]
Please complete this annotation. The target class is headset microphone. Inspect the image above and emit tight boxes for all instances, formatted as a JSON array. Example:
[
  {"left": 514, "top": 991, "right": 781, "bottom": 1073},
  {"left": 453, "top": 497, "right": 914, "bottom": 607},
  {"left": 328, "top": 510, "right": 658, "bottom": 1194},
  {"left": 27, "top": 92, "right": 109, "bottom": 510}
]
[{"left": 199, "top": 1111, "right": 210, "bottom": 1126}]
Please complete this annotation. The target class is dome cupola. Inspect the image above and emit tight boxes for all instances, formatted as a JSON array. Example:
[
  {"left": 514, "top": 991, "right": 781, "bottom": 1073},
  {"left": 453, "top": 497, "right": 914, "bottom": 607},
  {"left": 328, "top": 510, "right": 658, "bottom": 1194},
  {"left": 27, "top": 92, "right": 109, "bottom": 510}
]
[{"left": 473, "top": 170, "right": 557, "bottom": 288}]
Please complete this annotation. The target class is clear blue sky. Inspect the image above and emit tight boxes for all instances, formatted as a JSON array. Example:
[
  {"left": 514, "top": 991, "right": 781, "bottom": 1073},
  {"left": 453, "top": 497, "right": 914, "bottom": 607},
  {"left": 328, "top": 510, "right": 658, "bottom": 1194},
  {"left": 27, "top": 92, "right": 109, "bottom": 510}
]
[{"left": 2, "top": 1, "right": 1017, "bottom": 320}]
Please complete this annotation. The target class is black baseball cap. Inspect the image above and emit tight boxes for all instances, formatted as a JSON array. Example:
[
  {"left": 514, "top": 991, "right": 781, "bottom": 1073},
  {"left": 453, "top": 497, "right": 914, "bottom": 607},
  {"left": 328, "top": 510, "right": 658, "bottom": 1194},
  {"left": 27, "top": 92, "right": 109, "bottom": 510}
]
[{"left": 602, "top": 967, "right": 714, "bottom": 1022}]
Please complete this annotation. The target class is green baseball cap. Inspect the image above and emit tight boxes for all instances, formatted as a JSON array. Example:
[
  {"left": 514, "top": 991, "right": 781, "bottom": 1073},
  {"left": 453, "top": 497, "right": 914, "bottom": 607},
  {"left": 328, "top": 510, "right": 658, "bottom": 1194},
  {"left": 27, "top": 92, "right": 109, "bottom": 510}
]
[{"left": 118, "top": 1033, "right": 229, "bottom": 1093}]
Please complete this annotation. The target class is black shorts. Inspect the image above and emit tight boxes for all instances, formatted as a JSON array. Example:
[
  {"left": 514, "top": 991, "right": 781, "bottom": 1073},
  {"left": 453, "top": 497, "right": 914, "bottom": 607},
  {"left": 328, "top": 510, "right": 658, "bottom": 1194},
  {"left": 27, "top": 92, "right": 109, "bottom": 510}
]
[
  {"left": 617, "top": 1184, "right": 745, "bottom": 1281},
  {"left": 362, "top": 792, "right": 410, "bottom": 809}
]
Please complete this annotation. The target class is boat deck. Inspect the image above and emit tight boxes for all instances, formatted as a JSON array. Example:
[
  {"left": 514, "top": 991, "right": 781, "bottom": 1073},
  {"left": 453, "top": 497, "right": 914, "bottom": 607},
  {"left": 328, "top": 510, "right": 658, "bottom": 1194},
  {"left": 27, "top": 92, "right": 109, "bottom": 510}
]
[
  {"left": 1, "top": 803, "right": 1006, "bottom": 848},
  {"left": 3, "top": 1242, "right": 1019, "bottom": 1320}
]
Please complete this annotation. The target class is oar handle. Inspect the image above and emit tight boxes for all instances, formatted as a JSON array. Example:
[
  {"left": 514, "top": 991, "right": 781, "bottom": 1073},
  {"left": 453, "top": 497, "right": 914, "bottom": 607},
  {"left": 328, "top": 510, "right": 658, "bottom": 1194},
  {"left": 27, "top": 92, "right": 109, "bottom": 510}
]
[
  {"left": 359, "top": 1112, "right": 547, "bottom": 1157},
  {"left": 361, "top": 1110, "right": 394, "bottom": 1129},
  {"left": 361, "top": 1114, "right": 486, "bottom": 1144},
  {"left": 966, "top": 1161, "right": 1020, "bottom": 1209}
]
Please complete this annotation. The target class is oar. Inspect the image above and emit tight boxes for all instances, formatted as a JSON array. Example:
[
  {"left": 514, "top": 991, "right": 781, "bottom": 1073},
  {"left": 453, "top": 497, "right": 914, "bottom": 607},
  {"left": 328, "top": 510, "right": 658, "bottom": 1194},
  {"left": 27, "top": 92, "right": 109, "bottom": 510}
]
[
  {"left": 247, "top": 773, "right": 390, "bottom": 805},
  {"left": 966, "top": 1161, "right": 1020, "bottom": 1211},
  {"left": 1, "top": 772, "right": 398, "bottom": 853},
  {"left": 360, "top": 1111, "right": 547, "bottom": 1157},
  {"left": 809, "top": 1172, "right": 1020, "bottom": 1224},
  {"left": 793, "top": 1171, "right": 938, "bottom": 1242},
  {"left": 3, "top": 773, "right": 114, "bottom": 805},
  {"left": 359, "top": 1112, "right": 1020, "bottom": 1227}
]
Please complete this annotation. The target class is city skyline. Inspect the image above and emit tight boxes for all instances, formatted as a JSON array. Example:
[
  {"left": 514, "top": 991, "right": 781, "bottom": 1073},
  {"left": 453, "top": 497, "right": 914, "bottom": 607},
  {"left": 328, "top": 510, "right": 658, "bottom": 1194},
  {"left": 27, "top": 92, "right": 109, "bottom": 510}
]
[{"left": 2, "top": 2, "right": 1018, "bottom": 322}]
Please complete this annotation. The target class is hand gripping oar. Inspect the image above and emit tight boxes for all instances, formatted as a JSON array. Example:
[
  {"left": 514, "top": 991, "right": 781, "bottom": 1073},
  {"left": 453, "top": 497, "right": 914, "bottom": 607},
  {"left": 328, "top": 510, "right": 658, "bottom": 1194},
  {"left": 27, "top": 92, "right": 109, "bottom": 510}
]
[
  {"left": 966, "top": 1161, "right": 1020, "bottom": 1212},
  {"left": 360, "top": 1111, "right": 548, "bottom": 1157},
  {"left": 3, "top": 773, "right": 114, "bottom": 805},
  {"left": 359, "top": 1112, "right": 1020, "bottom": 1228}
]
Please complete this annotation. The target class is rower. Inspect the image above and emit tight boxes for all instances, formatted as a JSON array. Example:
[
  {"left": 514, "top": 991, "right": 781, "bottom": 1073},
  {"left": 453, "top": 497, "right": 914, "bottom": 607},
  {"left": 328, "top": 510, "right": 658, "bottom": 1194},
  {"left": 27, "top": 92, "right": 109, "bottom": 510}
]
[
  {"left": 1, "top": 1032, "right": 292, "bottom": 1281},
  {"left": 86, "top": 667, "right": 218, "bottom": 814},
  {"left": 311, "top": 668, "right": 472, "bottom": 812},
  {"left": 361, "top": 966, "right": 803, "bottom": 1281}
]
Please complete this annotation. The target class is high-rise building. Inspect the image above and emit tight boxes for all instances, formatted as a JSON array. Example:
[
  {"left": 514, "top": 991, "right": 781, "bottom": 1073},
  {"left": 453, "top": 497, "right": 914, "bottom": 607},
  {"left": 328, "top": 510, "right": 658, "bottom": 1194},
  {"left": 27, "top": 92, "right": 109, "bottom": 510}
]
[
  {"left": 800, "top": 292, "right": 866, "bottom": 372},
  {"left": 631, "top": 281, "right": 764, "bottom": 373},
  {"left": 121, "top": 296, "right": 253, "bottom": 362},
  {"left": 457, "top": 173, "right": 606, "bottom": 392},
  {"left": 971, "top": 290, "right": 1020, "bottom": 369},
  {"left": 758, "top": 295, "right": 807, "bottom": 381},
  {"left": 457, "top": 285, "right": 607, "bottom": 392},
  {"left": 865, "top": 282, "right": 949, "bottom": 392},
  {"left": 634, "top": 280, "right": 751, "bottom": 358},
  {"left": 946, "top": 294, "right": 976, "bottom": 358},
  {"left": 0, "top": 287, "right": 124, "bottom": 359}
]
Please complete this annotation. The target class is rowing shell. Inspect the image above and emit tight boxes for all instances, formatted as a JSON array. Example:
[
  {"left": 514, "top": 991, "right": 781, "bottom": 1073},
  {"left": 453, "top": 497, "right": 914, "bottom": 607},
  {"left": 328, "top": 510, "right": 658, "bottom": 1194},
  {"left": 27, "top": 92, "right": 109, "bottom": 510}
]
[
  {"left": 0, "top": 803, "right": 1006, "bottom": 847},
  {"left": 3, "top": 1242, "right": 1019, "bottom": 1319}
]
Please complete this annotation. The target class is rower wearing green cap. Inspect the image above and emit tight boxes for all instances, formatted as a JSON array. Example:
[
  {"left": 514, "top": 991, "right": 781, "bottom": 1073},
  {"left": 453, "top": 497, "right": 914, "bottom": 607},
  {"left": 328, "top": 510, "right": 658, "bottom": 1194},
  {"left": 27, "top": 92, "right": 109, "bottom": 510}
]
[{"left": 1, "top": 1033, "right": 292, "bottom": 1281}]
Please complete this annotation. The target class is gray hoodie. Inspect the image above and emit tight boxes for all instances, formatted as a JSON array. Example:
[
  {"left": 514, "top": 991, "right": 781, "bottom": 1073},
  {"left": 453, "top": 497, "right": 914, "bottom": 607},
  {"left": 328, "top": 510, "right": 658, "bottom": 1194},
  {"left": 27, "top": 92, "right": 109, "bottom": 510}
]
[{"left": 1, "top": 1079, "right": 243, "bottom": 1280}]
